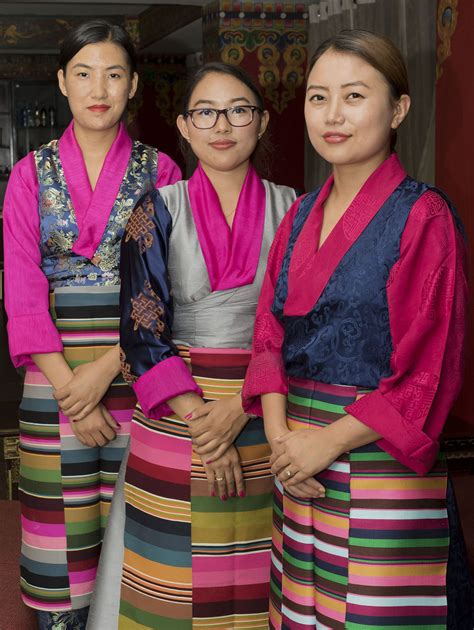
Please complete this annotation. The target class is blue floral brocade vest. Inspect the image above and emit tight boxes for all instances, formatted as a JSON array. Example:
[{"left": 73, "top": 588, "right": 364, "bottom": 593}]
[
  {"left": 35, "top": 139, "right": 158, "bottom": 289},
  {"left": 273, "top": 177, "right": 461, "bottom": 389}
]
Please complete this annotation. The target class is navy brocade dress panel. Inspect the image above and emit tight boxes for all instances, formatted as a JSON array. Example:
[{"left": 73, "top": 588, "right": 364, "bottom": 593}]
[{"left": 119, "top": 190, "right": 179, "bottom": 382}]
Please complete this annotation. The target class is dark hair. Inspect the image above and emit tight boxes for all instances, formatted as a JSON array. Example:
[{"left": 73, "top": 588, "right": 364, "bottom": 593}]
[
  {"left": 180, "top": 62, "right": 272, "bottom": 178},
  {"left": 308, "top": 30, "right": 409, "bottom": 149},
  {"left": 59, "top": 20, "right": 137, "bottom": 74}
]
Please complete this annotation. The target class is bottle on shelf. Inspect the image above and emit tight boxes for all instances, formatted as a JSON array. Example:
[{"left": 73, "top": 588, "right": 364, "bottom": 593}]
[
  {"left": 34, "top": 102, "right": 41, "bottom": 127},
  {"left": 40, "top": 107, "right": 47, "bottom": 127},
  {"left": 48, "top": 105, "right": 56, "bottom": 127},
  {"left": 26, "top": 103, "right": 34, "bottom": 127}
]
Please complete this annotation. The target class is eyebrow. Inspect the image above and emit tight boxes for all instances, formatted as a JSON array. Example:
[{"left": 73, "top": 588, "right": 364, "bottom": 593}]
[
  {"left": 191, "top": 96, "right": 252, "bottom": 107},
  {"left": 307, "top": 80, "right": 371, "bottom": 91},
  {"left": 71, "top": 63, "right": 127, "bottom": 71}
]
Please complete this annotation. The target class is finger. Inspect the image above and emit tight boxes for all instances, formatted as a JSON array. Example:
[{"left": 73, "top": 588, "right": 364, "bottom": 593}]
[
  {"left": 100, "top": 424, "right": 116, "bottom": 442},
  {"left": 60, "top": 400, "right": 84, "bottom": 417},
  {"left": 193, "top": 438, "right": 221, "bottom": 455},
  {"left": 286, "top": 471, "right": 310, "bottom": 486},
  {"left": 214, "top": 471, "right": 227, "bottom": 501},
  {"left": 303, "top": 477, "right": 326, "bottom": 495},
  {"left": 203, "top": 442, "right": 228, "bottom": 462},
  {"left": 92, "top": 431, "right": 107, "bottom": 447},
  {"left": 101, "top": 407, "right": 120, "bottom": 430},
  {"left": 202, "top": 465, "right": 216, "bottom": 497},
  {"left": 70, "top": 404, "right": 94, "bottom": 422},
  {"left": 75, "top": 430, "right": 96, "bottom": 448},
  {"left": 271, "top": 454, "right": 291, "bottom": 476},
  {"left": 284, "top": 483, "right": 308, "bottom": 499},
  {"left": 292, "top": 479, "right": 325, "bottom": 498},
  {"left": 186, "top": 406, "right": 212, "bottom": 421},
  {"left": 233, "top": 463, "right": 245, "bottom": 498},
  {"left": 191, "top": 431, "right": 214, "bottom": 446},
  {"left": 224, "top": 466, "right": 236, "bottom": 498},
  {"left": 53, "top": 387, "right": 72, "bottom": 401}
]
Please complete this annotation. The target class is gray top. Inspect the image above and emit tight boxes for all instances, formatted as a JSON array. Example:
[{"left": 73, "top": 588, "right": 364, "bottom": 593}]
[{"left": 158, "top": 179, "right": 296, "bottom": 349}]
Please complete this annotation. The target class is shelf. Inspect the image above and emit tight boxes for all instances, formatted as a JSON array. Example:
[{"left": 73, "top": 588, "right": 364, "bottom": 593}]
[{"left": 16, "top": 126, "right": 64, "bottom": 131}]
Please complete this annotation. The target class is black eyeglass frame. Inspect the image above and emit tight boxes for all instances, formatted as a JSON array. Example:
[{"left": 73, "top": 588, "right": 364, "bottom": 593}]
[{"left": 184, "top": 105, "right": 263, "bottom": 129}]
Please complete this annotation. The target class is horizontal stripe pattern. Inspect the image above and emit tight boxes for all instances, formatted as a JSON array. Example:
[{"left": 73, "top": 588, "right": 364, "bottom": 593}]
[
  {"left": 269, "top": 378, "right": 448, "bottom": 630},
  {"left": 19, "top": 288, "right": 134, "bottom": 611},
  {"left": 120, "top": 348, "right": 273, "bottom": 629}
]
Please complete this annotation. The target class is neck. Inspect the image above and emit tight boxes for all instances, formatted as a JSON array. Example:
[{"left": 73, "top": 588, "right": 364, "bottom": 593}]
[
  {"left": 331, "top": 148, "right": 391, "bottom": 201},
  {"left": 201, "top": 160, "right": 250, "bottom": 199},
  {"left": 73, "top": 122, "right": 120, "bottom": 159}
]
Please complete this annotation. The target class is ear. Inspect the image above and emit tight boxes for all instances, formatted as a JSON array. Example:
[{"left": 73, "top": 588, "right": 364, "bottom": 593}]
[
  {"left": 57, "top": 69, "right": 67, "bottom": 97},
  {"left": 129, "top": 72, "right": 139, "bottom": 99},
  {"left": 176, "top": 114, "right": 191, "bottom": 143},
  {"left": 391, "top": 94, "right": 410, "bottom": 130},
  {"left": 258, "top": 109, "right": 270, "bottom": 138}
]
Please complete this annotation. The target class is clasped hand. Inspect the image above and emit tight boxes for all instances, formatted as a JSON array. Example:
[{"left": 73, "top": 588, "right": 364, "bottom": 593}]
[
  {"left": 186, "top": 396, "right": 248, "bottom": 461},
  {"left": 53, "top": 360, "right": 111, "bottom": 421},
  {"left": 270, "top": 429, "right": 338, "bottom": 499}
]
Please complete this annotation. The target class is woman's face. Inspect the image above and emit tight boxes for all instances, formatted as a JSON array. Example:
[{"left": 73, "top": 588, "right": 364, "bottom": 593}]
[
  {"left": 58, "top": 41, "right": 138, "bottom": 133},
  {"left": 305, "top": 50, "right": 410, "bottom": 168},
  {"left": 177, "top": 72, "right": 269, "bottom": 175}
]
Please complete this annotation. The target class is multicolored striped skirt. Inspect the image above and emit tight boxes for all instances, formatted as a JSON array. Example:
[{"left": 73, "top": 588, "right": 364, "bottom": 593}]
[
  {"left": 270, "top": 378, "right": 449, "bottom": 630},
  {"left": 19, "top": 286, "right": 134, "bottom": 611},
  {"left": 120, "top": 348, "right": 274, "bottom": 629}
]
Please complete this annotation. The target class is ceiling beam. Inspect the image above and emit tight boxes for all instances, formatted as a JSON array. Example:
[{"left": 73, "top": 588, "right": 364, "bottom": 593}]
[{"left": 138, "top": 4, "right": 201, "bottom": 50}]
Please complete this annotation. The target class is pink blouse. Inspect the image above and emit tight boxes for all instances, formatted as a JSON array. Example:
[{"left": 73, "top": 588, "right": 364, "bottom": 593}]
[
  {"left": 243, "top": 156, "right": 468, "bottom": 475},
  {"left": 4, "top": 122, "right": 181, "bottom": 367}
]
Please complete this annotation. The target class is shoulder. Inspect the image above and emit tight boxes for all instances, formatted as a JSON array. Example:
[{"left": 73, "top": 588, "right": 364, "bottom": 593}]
[
  {"left": 8, "top": 152, "right": 37, "bottom": 191},
  {"left": 406, "top": 186, "right": 459, "bottom": 235}
]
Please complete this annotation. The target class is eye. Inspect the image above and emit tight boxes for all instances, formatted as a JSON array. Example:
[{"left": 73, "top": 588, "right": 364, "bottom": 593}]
[
  {"left": 109, "top": 73, "right": 122, "bottom": 79},
  {"left": 309, "top": 94, "right": 325, "bottom": 102},
  {"left": 347, "top": 92, "right": 363, "bottom": 100},
  {"left": 77, "top": 72, "right": 88, "bottom": 78},
  {"left": 231, "top": 106, "right": 247, "bottom": 114},
  {"left": 197, "top": 109, "right": 215, "bottom": 117}
]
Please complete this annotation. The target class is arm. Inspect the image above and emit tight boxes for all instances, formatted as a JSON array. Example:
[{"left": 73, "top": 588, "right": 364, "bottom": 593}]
[
  {"left": 273, "top": 191, "right": 468, "bottom": 480},
  {"left": 119, "top": 190, "right": 202, "bottom": 420},
  {"left": 3, "top": 155, "right": 63, "bottom": 367},
  {"left": 242, "top": 198, "right": 303, "bottom": 415}
]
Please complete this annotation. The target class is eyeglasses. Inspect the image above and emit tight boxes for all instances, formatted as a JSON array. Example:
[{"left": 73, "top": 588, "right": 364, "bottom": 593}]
[{"left": 184, "top": 105, "right": 263, "bottom": 129}]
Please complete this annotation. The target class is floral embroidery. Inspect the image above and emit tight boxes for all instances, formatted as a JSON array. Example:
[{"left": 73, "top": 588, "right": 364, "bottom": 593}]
[
  {"left": 130, "top": 280, "right": 165, "bottom": 339},
  {"left": 35, "top": 139, "right": 158, "bottom": 288},
  {"left": 124, "top": 195, "right": 156, "bottom": 253}
]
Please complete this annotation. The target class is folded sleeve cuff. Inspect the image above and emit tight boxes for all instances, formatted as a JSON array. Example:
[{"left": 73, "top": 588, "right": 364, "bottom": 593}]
[
  {"left": 242, "top": 351, "right": 288, "bottom": 416},
  {"left": 345, "top": 390, "right": 439, "bottom": 476},
  {"left": 7, "top": 313, "right": 63, "bottom": 368},
  {"left": 132, "top": 355, "right": 202, "bottom": 419}
]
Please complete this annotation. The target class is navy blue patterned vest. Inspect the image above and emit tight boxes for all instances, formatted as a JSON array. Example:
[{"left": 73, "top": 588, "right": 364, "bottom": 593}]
[
  {"left": 35, "top": 139, "right": 158, "bottom": 289},
  {"left": 273, "top": 177, "right": 461, "bottom": 388}
]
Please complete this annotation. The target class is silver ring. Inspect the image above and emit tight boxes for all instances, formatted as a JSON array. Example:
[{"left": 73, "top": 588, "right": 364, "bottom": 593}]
[
  {"left": 285, "top": 468, "right": 292, "bottom": 478},
  {"left": 215, "top": 476, "right": 224, "bottom": 482}
]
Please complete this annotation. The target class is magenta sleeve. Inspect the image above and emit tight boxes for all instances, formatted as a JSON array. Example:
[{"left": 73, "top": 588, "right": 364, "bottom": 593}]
[
  {"left": 345, "top": 191, "right": 468, "bottom": 475},
  {"left": 156, "top": 152, "right": 182, "bottom": 187},
  {"left": 242, "top": 200, "right": 302, "bottom": 414},
  {"left": 132, "top": 355, "right": 202, "bottom": 419},
  {"left": 3, "top": 154, "right": 63, "bottom": 367}
]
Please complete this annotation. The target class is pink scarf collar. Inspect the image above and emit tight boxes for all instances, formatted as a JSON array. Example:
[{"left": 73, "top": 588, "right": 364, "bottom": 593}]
[
  {"left": 187, "top": 163, "right": 266, "bottom": 292},
  {"left": 58, "top": 121, "right": 132, "bottom": 259}
]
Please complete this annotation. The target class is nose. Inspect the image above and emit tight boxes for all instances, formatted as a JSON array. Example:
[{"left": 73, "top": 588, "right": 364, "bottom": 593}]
[
  {"left": 325, "top": 97, "right": 345, "bottom": 125},
  {"left": 214, "top": 110, "right": 232, "bottom": 132},
  {"left": 90, "top": 74, "right": 107, "bottom": 100}
]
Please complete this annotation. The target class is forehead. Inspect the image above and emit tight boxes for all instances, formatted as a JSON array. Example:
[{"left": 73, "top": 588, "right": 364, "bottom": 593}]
[
  {"left": 69, "top": 41, "right": 128, "bottom": 66},
  {"left": 308, "top": 50, "right": 385, "bottom": 85},
  {"left": 189, "top": 72, "right": 255, "bottom": 105}
]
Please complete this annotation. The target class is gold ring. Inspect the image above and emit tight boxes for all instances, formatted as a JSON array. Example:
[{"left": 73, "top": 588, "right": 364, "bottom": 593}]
[
  {"left": 285, "top": 468, "right": 292, "bottom": 478},
  {"left": 215, "top": 476, "right": 224, "bottom": 481}
]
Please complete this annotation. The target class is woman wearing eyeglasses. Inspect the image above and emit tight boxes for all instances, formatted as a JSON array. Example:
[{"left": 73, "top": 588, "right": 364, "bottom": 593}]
[{"left": 118, "top": 62, "right": 297, "bottom": 628}]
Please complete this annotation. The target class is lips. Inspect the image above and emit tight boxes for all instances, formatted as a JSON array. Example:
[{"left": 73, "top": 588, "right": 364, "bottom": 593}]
[
  {"left": 88, "top": 105, "right": 111, "bottom": 113},
  {"left": 323, "top": 132, "right": 350, "bottom": 144},
  {"left": 210, "top": 141, "right": 236, "bottom": 150}
]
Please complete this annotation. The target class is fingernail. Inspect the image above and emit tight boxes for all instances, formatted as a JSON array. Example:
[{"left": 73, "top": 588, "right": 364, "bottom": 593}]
[
  {"left": 116, "top": 423, "right": 121, "bottom": 428},
  {"left": 184, "top": 413, "right": 193, "bottom": 420},
  {"left": 239, "top": 491, "right": 245, "bottom": 498},
  {"left": 221, "top": 494, "right": 227, "bottom": 501},
  {"left": 229, "top": 491, "right": 236, "bottom": 497},
  {"left": 211, "top": 489, "right": 216, "bottom": 497},
  {"left": 205, "top": 459, "right": 213, "bottom": 464}
]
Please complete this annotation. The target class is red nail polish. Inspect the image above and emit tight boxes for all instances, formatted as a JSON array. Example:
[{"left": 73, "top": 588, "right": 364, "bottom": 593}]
[
  {"left": 184, "top": 412, "right": 193, "bottom": 420},
  {"left": 211, "top": 489, "right": 216, "bottom": 497},
  {"left": 221, "top": 494, "right": 227, "bottom": 501},
  {"left": 239, "top": 491, "right": 245, "bottom": 498},
  {"left": 229, "top": 491, "right": 236, "bottom": 497},
  {"left": 205, "top": 459, "right": 213, "bottom": 464}
]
